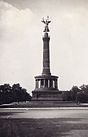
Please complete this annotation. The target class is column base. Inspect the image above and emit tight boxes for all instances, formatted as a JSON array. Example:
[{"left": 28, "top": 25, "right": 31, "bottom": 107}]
[{"left": 32, "top": 90, "right": 63, "bottom": 101}]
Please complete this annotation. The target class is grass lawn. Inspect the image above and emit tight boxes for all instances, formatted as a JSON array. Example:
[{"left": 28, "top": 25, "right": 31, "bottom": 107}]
[{"left": 0, "top": 118, "right": 88, "bottom": 137}]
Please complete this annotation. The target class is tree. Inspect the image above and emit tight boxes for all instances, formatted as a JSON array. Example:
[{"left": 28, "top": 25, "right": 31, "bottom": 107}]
[
  {"left": 79, "top": 84, "right": 88, "bottom": 102},
  {"left": 0, "top": 83, "right": 31, "bottom": 104},
  {"left": 12, "top": 83, "right": 31, "bottom": 102},
  {"left": 0, "top": 84, "right": 12, "bottom": 104},
  {"left": 62, "top": 91, "right": 72, "bottom": 101},
  {"left": 80, "top": 84, "right": 88, "bottom": 94},
  {"left": 70, "top": 86, "right": 80, "bottom": 102}
]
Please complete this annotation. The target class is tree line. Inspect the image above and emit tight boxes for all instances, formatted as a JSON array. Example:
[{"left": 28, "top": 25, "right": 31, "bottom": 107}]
[
  {"left": 62, "top": 84, "right": 88, "bottom": 103},
  {"left": 0, "top": 83, "right": 31, "bottom": 105},
  {"left": 1, "top": 83, "right": 88, "bottom": 105}
]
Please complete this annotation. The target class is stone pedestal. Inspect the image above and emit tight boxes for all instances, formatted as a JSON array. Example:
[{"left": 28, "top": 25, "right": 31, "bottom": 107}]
[{"left": 32, "top": 75, "right": 62, "bottom": 101}]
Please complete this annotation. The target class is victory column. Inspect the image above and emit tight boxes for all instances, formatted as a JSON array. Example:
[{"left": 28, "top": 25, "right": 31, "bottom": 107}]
[{"left": 32, "top": 17, "right": 62, "bottom": 101}]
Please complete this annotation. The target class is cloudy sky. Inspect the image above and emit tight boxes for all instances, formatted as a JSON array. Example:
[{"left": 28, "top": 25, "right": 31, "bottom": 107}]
[{"left": 0, "top": 0, "right": 88, "bottom": 94}]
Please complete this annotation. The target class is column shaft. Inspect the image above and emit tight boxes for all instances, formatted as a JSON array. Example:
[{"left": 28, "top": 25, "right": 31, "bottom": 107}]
[{"left": 42, "top": 33, "right": 51, "bottom": 75}]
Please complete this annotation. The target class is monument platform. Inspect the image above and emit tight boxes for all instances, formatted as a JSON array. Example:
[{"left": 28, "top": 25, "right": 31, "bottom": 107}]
[
  {"left": 32, "top": 75, "right": 63, "bottom": 101},
  {"left": 28, "top": 100, "right": 77, "bottom": 107},
  {"left": 0, "top": 101, "right": 79, "bottom": 108},
  {"left": 32, "top": 89, "right": 62, "bottom": 101}
]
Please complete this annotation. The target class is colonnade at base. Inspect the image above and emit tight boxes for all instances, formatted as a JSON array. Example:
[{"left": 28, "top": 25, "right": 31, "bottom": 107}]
[{"left": 35, "top": 75, "right": 58, "bottom": 90}]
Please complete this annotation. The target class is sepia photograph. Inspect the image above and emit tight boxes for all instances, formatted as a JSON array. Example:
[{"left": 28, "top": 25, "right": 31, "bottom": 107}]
[{"left": 0, "top": 0, "right": 88, "bottom": 137}]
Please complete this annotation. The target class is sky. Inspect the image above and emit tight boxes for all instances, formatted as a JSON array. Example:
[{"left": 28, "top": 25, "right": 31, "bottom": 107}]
[{"left": 0, "top": 0, "right": 88, "bottom": 94}]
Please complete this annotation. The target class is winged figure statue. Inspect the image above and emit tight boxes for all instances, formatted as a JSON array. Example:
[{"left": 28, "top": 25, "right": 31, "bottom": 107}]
[{"left": 41, "top": 16, "right": 51, "bottom": 32}]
